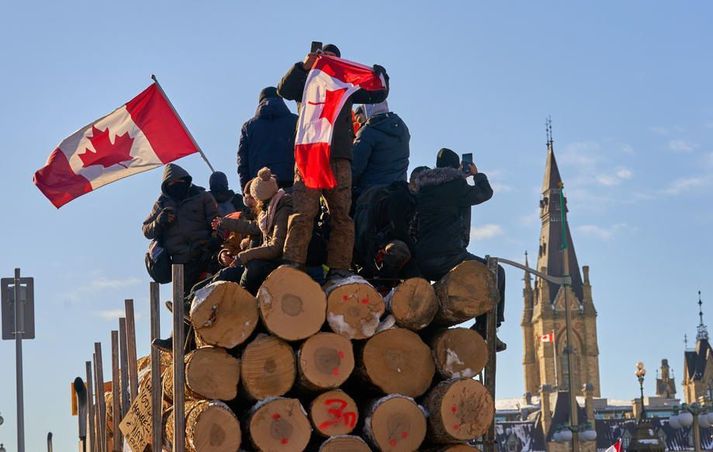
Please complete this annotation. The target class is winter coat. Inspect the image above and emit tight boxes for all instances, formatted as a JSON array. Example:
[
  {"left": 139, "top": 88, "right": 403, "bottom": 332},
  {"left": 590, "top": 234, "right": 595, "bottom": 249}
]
[
  {"left": 209, "top": 189, "right": 246, "bottom": 217},
  {"left": 142, "top": 164, "right": 220, "bottom": 264},
  {"left": 237, "top": 97, "right": 298, "bottom": 190},
  {"left": 277, "top": 62, "right": 389, "bottom": 162},
  {"left": 352, "top": 112, "right": 410, "bottom": 194},
  {"left": 220, "top": 193, "right": 293, "bottom": 263},
  {"left": 412, "top": 167, "right": 493, "bottom": 280}
]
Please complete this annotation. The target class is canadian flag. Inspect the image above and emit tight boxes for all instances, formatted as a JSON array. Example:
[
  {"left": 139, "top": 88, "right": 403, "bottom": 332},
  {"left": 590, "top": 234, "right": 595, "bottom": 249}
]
[
  {"left": 605, "top": 438, "right": 622, "bottom": 452},
  {"left": 34, "top": 82, "right": 199, "bottom": 208},
  {"left": 541, "top": 331, "right": 555, "bottom": 343},
  {"left": 295, "top": 55, "right": 385, "bottom": 189}
]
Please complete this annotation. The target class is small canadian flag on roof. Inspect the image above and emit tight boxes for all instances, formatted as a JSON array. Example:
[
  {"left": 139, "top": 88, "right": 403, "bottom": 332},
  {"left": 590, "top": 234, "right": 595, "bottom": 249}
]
[
  {"left": 540, "top": 330, "right": 555, "bottom": 343},
  {"left": 33, "top": 80, "right": 199, "bottom": 208}
]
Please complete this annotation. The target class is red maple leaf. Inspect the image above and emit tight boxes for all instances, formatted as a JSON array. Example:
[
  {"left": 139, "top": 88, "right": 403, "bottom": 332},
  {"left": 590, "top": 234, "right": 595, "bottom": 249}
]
[
  {"left": 308, "top": 88, "right": 348, "bottom": 125},
  {"left": 78, "top": 126, "right": 134, "bottom": 168}
]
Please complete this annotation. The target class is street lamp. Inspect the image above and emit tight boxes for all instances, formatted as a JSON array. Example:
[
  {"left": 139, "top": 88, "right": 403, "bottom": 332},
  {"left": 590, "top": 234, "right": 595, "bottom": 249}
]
[
  {"left": 552, "top": 423, "right": 597, "bottom": 446},
  {"left": 669, "top": 403, "right": 706, "bottom": 452},
  {"left": 635, "top": 361, "right": 647, "bottom": 420},
  {"left": 0, "top": 443, "right": 5, "bottom": 452}
]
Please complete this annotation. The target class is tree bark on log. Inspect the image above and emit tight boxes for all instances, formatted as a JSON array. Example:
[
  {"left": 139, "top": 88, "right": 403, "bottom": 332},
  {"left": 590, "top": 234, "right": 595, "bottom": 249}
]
[
  {"left": 241, "top": 334, "right": 296, "bottom": 400},
  {"left": 190, "top": 281, "right": 259, "bottom": 348},
  {"left": 248, "top": 397, "right": 312, "bottom": 451},
  {"left": 432, "top": 260, "right": 496, "bottom": 325},
  {"left": 185, "top": 346, "right": 240, "bottom": 401},
  {"left": 257, "top": 266, "right": 327, "bottom": 341},
  {"left": 360, "top": 328, "right": 435, "bottom": 397},
  {"left": 386, "top": 278, "right": 439, "bottom": 331},
  {"left": 309, "top": 389, "right": 359, "bottom": 437},
  {"left": 430, "top": 327, "right": 487, "bottom": 379},
  {"left": 298, "top": 332, "right": 354, "bottom": 391},
  {"left": 424, "top": 378, "right": 494, "bottom": 444},
  {"left": 319, "top": 435, "right": 371, "bottom": 452},
  {"left": 363, "top": 394, "right": 427, "bottom": 451},
  {"left": 325, "top": 277, "right": 385, "bottom": 340}
]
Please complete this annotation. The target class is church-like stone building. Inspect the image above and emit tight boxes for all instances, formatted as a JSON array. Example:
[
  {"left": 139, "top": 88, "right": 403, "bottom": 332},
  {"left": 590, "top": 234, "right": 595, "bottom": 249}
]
[
  {"left": 682, "top": 292, "right": 713, "bottom": 404},
  {"left": 521, "top": 138, "right": 602, "bottom": 398}
]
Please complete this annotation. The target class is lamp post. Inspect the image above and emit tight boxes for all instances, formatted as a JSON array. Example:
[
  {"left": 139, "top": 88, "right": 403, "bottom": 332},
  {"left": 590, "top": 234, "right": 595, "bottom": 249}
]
[
  {"left": 629, "top": 361, "right": 665, "bottom": 452},
  {"left": 635, "top": 361, "right": 646, "bottom": 420},
  {"left": 670, "top": 403, "right": 706, "bottom": 452}
]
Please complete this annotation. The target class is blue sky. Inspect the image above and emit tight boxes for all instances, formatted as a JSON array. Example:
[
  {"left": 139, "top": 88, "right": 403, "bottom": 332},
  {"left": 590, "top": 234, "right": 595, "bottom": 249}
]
[{"left": 1, "top": 1, "right": 712, "bottom": 450}]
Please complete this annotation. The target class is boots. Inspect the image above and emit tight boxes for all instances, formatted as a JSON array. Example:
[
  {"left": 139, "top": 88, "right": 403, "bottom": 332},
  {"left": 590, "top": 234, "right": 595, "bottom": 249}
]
[
  {"left": 151, "top": 335, "right": 173, "bottom": 353},
  {"left": 471, "top": 322, "right": 507, "bottom": 353},
  {"left": 164, "top": 300, "right": 190, "bottom": 323}
]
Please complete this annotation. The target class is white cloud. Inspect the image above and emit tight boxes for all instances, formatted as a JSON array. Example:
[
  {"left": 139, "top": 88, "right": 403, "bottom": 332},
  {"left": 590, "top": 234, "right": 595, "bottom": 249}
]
[
  {"left": 64, "top": 276, "right": 142, "bottom": 302},
  {"left": 662, "top": 176, "right": 710, "bottom": 195},
  {"left": 95, "top": 309, "right": 126, "bottom": 320},
  {"left": 576, "top": 223, "right": 632, "bottom": 241},
  {"left": 620, "top": 144, "right": 635, "bottom": 154},
  {"left": 616, "top": 168, "right": 633, "bottom": 180},
  {"left": 470, "top": 224, "right": 504, "bottom": 240},
  {"left": 668, "top": 139, "right": 696, "bottom": 153},
  {"left": 595, "top": 167, "right": 634, "bottom": 187}
]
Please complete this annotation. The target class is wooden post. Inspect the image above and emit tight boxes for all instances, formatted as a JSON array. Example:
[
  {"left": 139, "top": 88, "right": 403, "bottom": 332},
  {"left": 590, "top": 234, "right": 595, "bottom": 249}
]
[
  {"left": 111, "top": 331, "right": 121, "bottom": 451},
  {"left": 149, "top": 282, "right": 162, "bottom": 451},
  {"left": 94, "top": 344, "right": 107, "bottom": 452},
  {"left": 172, "top": 264, "right": 186, "bottom": 452},
  {"left": 483, "top": 256, "right": 498, "bottom": 452},
  {"left": 118, "top": 318, "right": 129, "bottom": 418},
  {"left": 124, "top": 299, "right": 139, "bottom": 401},
  {"left": 85, "top": 361, "right": 96, "bottom": 452}
]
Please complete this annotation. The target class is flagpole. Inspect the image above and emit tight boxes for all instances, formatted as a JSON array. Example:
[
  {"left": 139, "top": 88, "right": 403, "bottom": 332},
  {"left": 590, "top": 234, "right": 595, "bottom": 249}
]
[
  {"left": 150, "top": 74, "right": 216, "bottom": 173},
  {"left": 552, "top": 330, "right": 559, "bottom": 389}
]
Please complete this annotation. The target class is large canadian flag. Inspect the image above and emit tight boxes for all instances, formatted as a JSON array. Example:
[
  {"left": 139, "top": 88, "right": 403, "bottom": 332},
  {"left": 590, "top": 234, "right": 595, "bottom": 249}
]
[
  {"left": 295, "top": 55, "right": 385, "bottom": 189},
  {"left": 34, "top": 82, "right": 199, "bottom": 208}
]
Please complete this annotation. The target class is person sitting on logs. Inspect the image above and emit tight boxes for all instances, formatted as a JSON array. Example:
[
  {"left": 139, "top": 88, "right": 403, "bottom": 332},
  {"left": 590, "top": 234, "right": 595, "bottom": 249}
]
[
  {"left": 213, "top": 167, "right": 293, "bottom": 294},
  {"left": 410, "top": 148, "right": 507, "bottom": 351},
  {"left": 353, "top": 181, "right": 420, "bottom": 287},
  {"left": 208, "top": 170, "right": 247, "bottom": 216}
]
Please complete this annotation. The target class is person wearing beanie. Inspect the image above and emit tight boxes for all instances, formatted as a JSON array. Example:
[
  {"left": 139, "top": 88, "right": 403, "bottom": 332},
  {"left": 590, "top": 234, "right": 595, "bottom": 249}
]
[
  {"left": 352, "top": 100, "right": 411, "bottom": 198},
  {"left": 237, "top": 86, "right": 297, "bottom": 191},
  {"left": 411, "top": 150, "right": 507, "bottom": 351},
  {"left": 208, "top": 171, "right": 246, "bottom": 216},
  {"left": 277, "top": 42, "right": 391, "bottom": 281},
  {"left": 214, "top": 167, "right": 293, "bottom": 294}
]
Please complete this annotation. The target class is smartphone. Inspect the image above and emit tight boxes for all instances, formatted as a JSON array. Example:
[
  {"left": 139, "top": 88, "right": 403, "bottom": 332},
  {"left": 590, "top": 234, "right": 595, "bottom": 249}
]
[
  {"left": 461, "top": 153, "right": 473, "bottom": 173},
  {"left": 310, "top": 41, "right": 323, "bottom": 53}
]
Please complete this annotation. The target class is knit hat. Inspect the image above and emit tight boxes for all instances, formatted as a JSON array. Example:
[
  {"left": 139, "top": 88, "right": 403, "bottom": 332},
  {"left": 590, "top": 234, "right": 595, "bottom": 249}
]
[
  {"left": 259, "top": 86, "right": 279, "bottom": 103},
  {"left": 209, "top": 171, "right": 229, "bottom": 192},
  {"left": 436, "top": 148, "right": 460, "bottom": 169},
  {"left": 250, "top": 167, "right": 279, "bottom": 201},
  {"left": 322, "top": 43, "right": 341, "bottom": 57}
]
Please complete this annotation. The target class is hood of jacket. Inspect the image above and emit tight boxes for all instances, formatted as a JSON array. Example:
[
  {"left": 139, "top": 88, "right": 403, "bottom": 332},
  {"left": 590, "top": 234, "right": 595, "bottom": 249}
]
[
  {"left": 160, "top": 163, "right": 193, "bottom": 194},
  {"left": 366, "top": 112, "right": 409, "bottom": 140},
  {"left": 411, "top": 167, "right": 465, "bottom": 193},
  {"left": 255, "top": 97, "right": 292, "bottom": 120}
]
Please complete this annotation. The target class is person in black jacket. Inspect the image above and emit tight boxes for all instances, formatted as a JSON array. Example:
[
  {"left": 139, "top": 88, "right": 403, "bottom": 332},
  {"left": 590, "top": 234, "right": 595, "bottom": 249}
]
[
  {"left": 352, "top": 101, "right": 410, "bottom": 199},
  {"left": 412, "top": 150, "right": 507, "bottom": 351},
  {"left": 277, "top": 43, "right": 389, "bottom": 280},
  {"left": 208, "top": 171, "right": 246, "bottom": 216},
  {"left": 237, "top": 87, "right": 297, "bottom": 190}
]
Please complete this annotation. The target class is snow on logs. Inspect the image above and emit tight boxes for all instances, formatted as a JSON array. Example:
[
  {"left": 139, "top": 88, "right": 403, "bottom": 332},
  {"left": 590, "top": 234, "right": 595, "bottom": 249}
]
[{"left": 144, "top": 263, "right": 498, "bottom": 450}]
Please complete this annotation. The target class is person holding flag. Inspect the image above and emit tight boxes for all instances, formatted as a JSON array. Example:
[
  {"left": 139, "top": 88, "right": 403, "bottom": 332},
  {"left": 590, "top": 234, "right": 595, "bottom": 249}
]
[{"left": 277, "top": 43, "right": 389, "bottom": 280}]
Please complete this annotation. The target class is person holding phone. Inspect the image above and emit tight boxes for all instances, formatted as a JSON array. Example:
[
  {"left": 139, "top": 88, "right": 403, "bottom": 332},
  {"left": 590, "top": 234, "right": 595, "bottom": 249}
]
[
  {"left": 277, "top": 43, "right": 390, "bottom": 281},
  {"left": 411, "top": 148, "right": 507, "bottom": 351}
]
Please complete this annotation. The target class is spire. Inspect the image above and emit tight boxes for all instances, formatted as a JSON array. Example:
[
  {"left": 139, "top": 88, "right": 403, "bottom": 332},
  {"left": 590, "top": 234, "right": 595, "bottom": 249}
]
[
  {"left": 697, "top": 291, "right": 708, "bottom": 341},
  {"left": 524, "top": 250, "right": 532, "bottom": 290},
  {"left": 685, "top": 334, "right": 689, "bottom": 350},
  {"left": 536, "top": 118, "right": 584, "bottom": 305}
]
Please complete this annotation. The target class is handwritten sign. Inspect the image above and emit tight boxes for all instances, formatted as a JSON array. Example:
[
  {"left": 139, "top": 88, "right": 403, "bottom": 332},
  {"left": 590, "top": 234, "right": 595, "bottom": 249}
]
[{"left": 119, "top": 376, "right": 153, "bottom": 452}]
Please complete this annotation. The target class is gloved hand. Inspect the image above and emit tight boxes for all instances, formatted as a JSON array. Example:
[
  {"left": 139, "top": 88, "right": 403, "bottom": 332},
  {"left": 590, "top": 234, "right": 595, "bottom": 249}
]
[
  {"left": 156, "top": 207, "right": 176, "bottom": 226},
  {"left": 372, "top": 64, "right": 389, "bottom": 82}
]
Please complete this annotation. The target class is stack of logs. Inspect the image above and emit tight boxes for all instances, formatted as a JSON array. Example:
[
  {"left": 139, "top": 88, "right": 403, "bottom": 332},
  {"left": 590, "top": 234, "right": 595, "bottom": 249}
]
[{"left": 130, "top": 259, "right": 496, "bottom": 451}]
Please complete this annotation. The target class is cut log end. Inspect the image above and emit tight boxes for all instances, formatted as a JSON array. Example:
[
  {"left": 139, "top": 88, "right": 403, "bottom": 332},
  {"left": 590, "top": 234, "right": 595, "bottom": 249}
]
[
  {"left": 326, "top": 281, "right": 386, "bottom": 340},
  {"left": 319, "top": 435, "right": 371, "bottom": 452},
  {"left": 190, "top": 281, "right": 259, "bottom": 348},
  {"left": 185, "top": 346, "right": 240, "bottom": 401},
  {"left": 258, "top": 266, "right": 327, "bottom": 341},
  {"left": 425, "top": 378, "right": 494, "bottom": 443},
  {"left": 310, "top": 389, "right": 359, "bottom": 437},
  {"left": 388, "top": 277, "right": 439, "bottom": 331},
  {"left": 431, "top": 327, "right": 487, "bottom": 379},
  {"left": 249, "top": 398, "right": 312, "bottom": 451},
  {"left": 365, "top": 395, "right": 427, "bottom": 451},
  {"left": 433, "top": 260, "right": 496, "bottom": 325},
  {"left": 241, "top": 334, "right": 296, "bottom": 400},
  {"left": 299, "top": 332, "right": 354, "bottom": 390},
  {"left": 362, "top": 328, "right": 435, "bottom": 397},
  {"left": 186, "top": 400, "right": 241, "bottom": 451}
]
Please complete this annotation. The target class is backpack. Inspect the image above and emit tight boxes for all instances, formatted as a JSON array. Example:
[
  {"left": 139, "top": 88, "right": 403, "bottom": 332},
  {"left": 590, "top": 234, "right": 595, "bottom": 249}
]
[{"left": 145, "top": 239, "right": 172, "bottom": 284}]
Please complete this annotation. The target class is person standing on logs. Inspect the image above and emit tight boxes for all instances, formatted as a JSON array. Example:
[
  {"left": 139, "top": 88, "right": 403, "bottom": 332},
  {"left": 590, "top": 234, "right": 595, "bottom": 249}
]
[
  {"left": 411, "top": 148, "right": 507, "bottom": 351},
  {"left": 213, "top": 167, "right": 293, "bottom": 294},
  {"left": 237, "top": 86, "right": 298, "bottom": 191},
  {"left": 351, "top": 100, "right": 410, "bottom": 200},
  {"left": 277, "top": 43, "right": 390, "bottom": 281}
]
